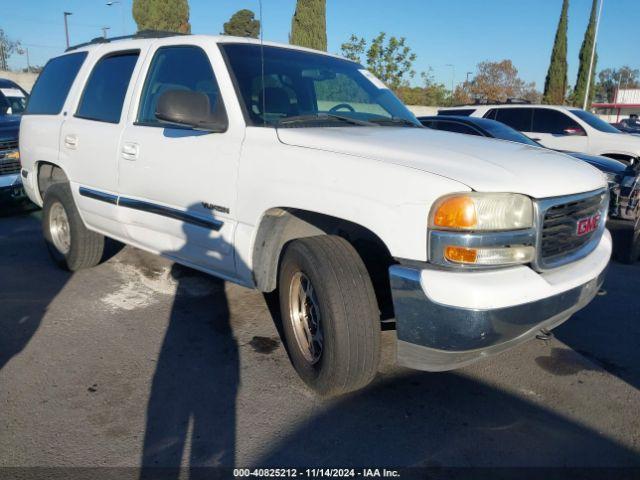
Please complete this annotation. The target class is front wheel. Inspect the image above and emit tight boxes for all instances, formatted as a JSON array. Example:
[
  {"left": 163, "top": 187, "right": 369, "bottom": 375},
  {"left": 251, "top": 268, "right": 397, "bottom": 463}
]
[
  {"left": 278, "top": 236, "right": 381, "bottom": 396},
  {"left": 42, "top": 182, "right": 105, "bottom": 271}
]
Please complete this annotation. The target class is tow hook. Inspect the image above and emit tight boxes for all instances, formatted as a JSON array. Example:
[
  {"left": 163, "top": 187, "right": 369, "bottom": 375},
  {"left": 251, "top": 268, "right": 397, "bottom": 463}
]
[{"left": 536, "top": 328, "right": 553, "bottom": 341}]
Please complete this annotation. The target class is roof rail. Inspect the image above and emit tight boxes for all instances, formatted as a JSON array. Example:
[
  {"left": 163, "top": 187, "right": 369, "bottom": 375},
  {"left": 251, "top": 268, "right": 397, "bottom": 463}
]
[
  {"left": 66, "top": 30, "right": 188, "bottom": 52},
  {"left": 505, "top": 98, "right": 532, "bottom": 104}
]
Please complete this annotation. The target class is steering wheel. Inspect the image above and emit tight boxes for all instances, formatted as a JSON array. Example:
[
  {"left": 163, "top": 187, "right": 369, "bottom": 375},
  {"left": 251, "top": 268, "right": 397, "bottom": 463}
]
[{"left": 329, "top": 103, "right": 356, "bottom": 113}]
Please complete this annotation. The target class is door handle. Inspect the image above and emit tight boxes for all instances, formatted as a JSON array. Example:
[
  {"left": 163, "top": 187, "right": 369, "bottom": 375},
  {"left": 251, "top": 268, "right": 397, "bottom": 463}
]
[
  {"left": 121, "top": 143, "right": 139, "bottom": 161},
  {"left": 64, "top": 134, "right": 78, "bottom": 149}
]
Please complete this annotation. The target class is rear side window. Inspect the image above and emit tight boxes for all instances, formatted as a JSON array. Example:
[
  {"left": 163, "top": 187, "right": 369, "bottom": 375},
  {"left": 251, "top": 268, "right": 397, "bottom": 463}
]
[
  {"left": 76, "top": 51, "right": 139, "bottom": 123},
  {"left": 487, "top": 108, "right": 533, "bottom": 131},
  {"left": 25, "top": 52, "right": 87, "bottom": 115},
  {"left": 532, "top": 108, "right": 583, "bottom": 134},
  {"left": 438, "top": 109, "right": 475, "bottom": 116},
  {"left": 137, "top": 45, "right": 222, "bottom": 126}
]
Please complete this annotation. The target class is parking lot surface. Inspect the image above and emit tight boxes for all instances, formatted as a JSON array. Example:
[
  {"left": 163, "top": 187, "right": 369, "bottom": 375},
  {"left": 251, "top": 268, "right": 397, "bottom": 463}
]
[{"left": 1, "top": 209, "right": 639, "bottom": 469}]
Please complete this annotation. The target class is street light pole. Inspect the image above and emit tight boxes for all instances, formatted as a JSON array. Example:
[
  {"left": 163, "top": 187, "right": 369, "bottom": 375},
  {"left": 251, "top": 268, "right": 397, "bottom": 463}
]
[
  {"left": 64, "top": 11, "right": 73, "bottom": 48},
  {"left": 445, "top": 64, "right": 455, "bottom": 94},
  {"left": 102, "top": 26, "right": 111, "bottom": 38},
  {"left": 106, "top": 1, "right": 125, "bottom": 36},
  {"left": 583, "top": 0, "right": 604, "bottom": 110}
]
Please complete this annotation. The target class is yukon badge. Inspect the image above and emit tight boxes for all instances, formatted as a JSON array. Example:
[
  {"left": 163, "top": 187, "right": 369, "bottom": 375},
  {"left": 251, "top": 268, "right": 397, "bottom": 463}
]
[
  {"left": 201, "top": 202, "right": 230, "bottom": 214},
  {"left": 576, "top": 212, "right": 601, "bottom": 236}
]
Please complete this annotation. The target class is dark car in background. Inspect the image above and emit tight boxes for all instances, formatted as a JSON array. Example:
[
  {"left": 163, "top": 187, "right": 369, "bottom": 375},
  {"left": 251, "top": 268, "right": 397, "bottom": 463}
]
[
  {"left": 419, "top": 115, "right": 640, "bottom": 263},
  {"left": 0, "top": 78, "right": 28, "bottom": 206},
  {"left": 614, "top": 118, "right": 640, "bottom": 136}
]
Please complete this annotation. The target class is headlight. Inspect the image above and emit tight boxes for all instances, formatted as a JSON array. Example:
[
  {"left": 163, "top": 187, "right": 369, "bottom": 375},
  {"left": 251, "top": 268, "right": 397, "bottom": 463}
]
[
  {"left": 5, "top": 150, "right": 19, "bottom": 160},
  {"left": 429, "top": 193, "right": 533, "bottom": 231},
  {"left": 429, "top": 192, "right": 536, "bottom": 268}
]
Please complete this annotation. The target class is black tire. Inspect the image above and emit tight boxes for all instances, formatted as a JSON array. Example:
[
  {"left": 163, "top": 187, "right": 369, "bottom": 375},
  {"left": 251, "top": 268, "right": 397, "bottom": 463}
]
[
  {"left": 614, "top": 221, "right": 640, "bottom": 265},
  {"left": 278, "top": 235, "right": 381, "bottom": 396},
  {"left": 620, "top": 227, "right": 640, "bottom": 264},
  {"left": 42, "top": 182, "right": 105, "bottom": 271}
]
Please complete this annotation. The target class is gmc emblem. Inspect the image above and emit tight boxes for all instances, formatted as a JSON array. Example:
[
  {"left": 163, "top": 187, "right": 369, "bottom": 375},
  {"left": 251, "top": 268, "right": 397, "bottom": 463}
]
[{"left": 576, "top": 213, "right": 601, "bottom": 236}]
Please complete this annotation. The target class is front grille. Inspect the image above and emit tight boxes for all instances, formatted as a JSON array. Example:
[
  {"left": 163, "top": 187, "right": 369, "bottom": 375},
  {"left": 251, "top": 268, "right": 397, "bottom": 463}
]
[
  {"left": 0, "top": 139, "right": 18, "bottom": 152},
  {"left": 0, "top": 158, "right": 20, "bottom": 175},
  {"left": 0, "top": 138, "right": 20, "bottom": 175},
  {"left": 539, "top": 192, "right": 606, "bottom": 266}
]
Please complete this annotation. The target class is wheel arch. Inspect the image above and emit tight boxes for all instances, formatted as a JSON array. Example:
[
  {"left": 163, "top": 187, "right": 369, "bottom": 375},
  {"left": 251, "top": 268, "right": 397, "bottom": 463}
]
[
  {"left": 251, "top": 207, "right": 396, "bottom": 318},
  {"left": 600, "top": 152, "right": 639, "bottom": 165},
  {"left": 36, "top": 161, "right": 70, "bottom": 204}
]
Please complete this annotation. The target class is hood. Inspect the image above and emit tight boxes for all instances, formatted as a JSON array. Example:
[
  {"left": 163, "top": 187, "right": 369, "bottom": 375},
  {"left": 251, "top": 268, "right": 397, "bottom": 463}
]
[
  {"left": 0, "top": 114, "right": 20, "bottom": 140},
  {"left": 276, "top": 127, "right": 605, "bottom": 199},
  {"left": 566, "top": 151, "right": 628, "bottom": 174}
]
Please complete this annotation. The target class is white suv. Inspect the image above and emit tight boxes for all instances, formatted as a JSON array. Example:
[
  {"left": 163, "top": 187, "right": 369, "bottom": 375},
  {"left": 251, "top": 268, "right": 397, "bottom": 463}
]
[
  {"left": 439, "top": 104, "right": 640, "bottom": 164},
  {"left": 20, "top": 33, "right": 611, "bottom": 395}
]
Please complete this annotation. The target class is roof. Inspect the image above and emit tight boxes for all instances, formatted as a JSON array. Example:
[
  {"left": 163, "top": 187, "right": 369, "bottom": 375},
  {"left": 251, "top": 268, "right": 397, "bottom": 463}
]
[
  {"left": 65, "top": 31, "right": 348, "bottom": 61},
  {"left": 0, "top": 78, "right": 21, "bottom": 89}
]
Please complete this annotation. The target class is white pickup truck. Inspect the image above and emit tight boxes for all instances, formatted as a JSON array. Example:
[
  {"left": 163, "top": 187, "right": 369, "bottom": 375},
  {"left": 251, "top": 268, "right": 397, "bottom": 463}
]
[{"left": 20, "top": 33, "right": 611, "bottom": 395}]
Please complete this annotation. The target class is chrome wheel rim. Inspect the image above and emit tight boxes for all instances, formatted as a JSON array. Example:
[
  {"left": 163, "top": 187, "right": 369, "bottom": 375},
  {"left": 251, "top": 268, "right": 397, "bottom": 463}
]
[
  {"left": 288, "top": 272, "right": 323, "bottom": 364},
  {"left": 49, "top": 202, "right": 71, "bottom": 254}
]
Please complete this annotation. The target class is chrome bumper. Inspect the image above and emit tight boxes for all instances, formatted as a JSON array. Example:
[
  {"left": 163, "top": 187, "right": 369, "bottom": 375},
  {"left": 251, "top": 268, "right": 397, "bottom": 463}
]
[{"left": 389, "top": 265, "right": 607, "bottom": 372}]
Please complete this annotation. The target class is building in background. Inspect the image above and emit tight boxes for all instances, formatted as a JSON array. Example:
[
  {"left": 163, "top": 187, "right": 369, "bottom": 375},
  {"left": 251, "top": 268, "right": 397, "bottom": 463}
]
[{"left": 593, "top": 88, "right": 640, "bottom": 122}]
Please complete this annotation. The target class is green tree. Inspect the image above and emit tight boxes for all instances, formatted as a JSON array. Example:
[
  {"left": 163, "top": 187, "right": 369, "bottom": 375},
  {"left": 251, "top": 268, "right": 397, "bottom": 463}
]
[
  {"left": 542, "top": 0, "right": 569, "bottom": 104},
  {"left": 223, "top": 9, "right": 260, "bottom": 38},
  {"left": 132, "top": 0, "right": 191, "bottom": 34},
  {"left": 396, "top": 71, "right": 449, "bottom": 106},
  {"left": 341, "top": 33, "right": 417, "bottom": 90},
  {"left": 290, "top": 0, "right": 327, "bottom": 51},
  {"left": 596, "top": 67, "right": 640, "bottom": 102},
  {"left": 572, "top": 0, "right": 599, "bottom": 107},
  {"left": 0, "top": 29, "right": 21, "bottom": 71}
]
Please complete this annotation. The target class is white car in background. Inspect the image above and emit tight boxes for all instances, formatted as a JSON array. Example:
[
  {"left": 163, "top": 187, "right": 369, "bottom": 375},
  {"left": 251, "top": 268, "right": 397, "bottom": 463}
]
[{"left": 439, "top": 103, "right": 640, "bottom": 165}]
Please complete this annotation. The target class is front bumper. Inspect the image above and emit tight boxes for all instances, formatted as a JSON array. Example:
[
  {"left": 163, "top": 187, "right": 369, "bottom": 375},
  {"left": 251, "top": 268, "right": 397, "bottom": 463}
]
[
  {"left": 0, "top": 173, "right": 25, "bottom": 202},
  {"left": 390, "top": 230, "right": 611, "bottom": 372}
]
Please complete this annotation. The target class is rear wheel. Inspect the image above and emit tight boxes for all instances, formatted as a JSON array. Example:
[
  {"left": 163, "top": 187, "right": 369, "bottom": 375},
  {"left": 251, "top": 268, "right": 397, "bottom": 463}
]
[
  {"left": 278, "top": 235, "right": 381, "bottom": 396},
  {"left": 42, "top": 182, "right": 105, "bottom": 271}
]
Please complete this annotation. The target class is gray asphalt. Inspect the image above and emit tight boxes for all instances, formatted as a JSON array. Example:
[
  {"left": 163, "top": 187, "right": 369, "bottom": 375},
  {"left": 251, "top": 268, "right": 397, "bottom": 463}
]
[{"left": 1, "top": 207, "right": 639, "bottom": 469}]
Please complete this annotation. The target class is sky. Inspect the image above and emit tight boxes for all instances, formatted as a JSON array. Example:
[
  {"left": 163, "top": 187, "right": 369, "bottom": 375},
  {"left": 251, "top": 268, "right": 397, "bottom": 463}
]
[{"left": 4, "top": 0, "right": 638, "bottom": 91}]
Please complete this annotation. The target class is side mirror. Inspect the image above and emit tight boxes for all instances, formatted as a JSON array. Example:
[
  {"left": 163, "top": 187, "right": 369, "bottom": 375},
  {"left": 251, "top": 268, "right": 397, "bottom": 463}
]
[
  {"left": 156, "top": 90, "right": 228, "bottom": 133},
  {"left": 562, "top": 127, "right": 586, "bottom": 136}
]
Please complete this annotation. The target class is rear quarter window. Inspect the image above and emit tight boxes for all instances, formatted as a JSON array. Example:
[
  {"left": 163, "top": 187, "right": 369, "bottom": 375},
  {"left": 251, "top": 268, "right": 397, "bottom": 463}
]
[
  {"left": 25, "top": 52, "right": 88, "bottom": 115},
  {"left": 76, "top": 51, "right": 139, "bottom": 124},
  {"left": 486, "top": 108, "right": 533, "bottom": 132}
]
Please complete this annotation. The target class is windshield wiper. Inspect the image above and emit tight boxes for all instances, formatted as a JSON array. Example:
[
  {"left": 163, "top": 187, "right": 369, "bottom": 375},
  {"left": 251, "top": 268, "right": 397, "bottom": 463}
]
[
  {"left": 277, "top": 113, "right": 378, "bottom": 127},
  {"left": 368, "top": 117, "right": 423, "bottom": 128}
]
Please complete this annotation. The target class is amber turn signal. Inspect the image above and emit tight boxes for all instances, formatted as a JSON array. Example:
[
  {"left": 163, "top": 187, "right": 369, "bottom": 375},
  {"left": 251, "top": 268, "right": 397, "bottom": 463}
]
[
  {"left": 433, "top": 196, "right": 477, "bottom": 229},
  {"left": 444, "top": 246, "right": 478, "bottom": 264}
]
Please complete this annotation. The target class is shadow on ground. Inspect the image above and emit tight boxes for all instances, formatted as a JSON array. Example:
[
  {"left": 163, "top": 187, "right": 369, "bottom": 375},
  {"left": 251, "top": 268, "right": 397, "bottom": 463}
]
[
  {"left": 554, "top": 261, "right": 640, "bottom": 391},
  {"left": 254, "top": 369, "right": 640, "bottom": 468},
  {"left": 0, "top": 206, "right": 70, "bottom": 371}
]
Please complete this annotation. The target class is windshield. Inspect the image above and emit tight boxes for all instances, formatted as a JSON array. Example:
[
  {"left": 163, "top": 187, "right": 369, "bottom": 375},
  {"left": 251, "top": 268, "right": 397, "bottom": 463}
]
[
  {"left": 220, "top": 43, "right": 420, "bottom": 128},
  {"left": 570, "top": 109, "right": 621, "bottom": 133},
  {"left": 0, "top": 88, "right": 28, "bottom": 114},
  {"left": 480, "top": 120, "right": 541, "bottom": 147}
]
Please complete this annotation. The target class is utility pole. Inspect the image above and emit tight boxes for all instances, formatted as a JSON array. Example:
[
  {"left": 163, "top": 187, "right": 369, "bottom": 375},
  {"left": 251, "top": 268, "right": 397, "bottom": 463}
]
[
  {"left": 0, "top": 43, "right": 6, "bottom": 71},
  {"left": 102, "top": 26, "right": 111, "bottom": 38},
  {"left": 583, "top": 0, "right": 603, "bottom": 110},
  {"left": 64, "top": 11, "right": 73, "bottom": 48}
]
